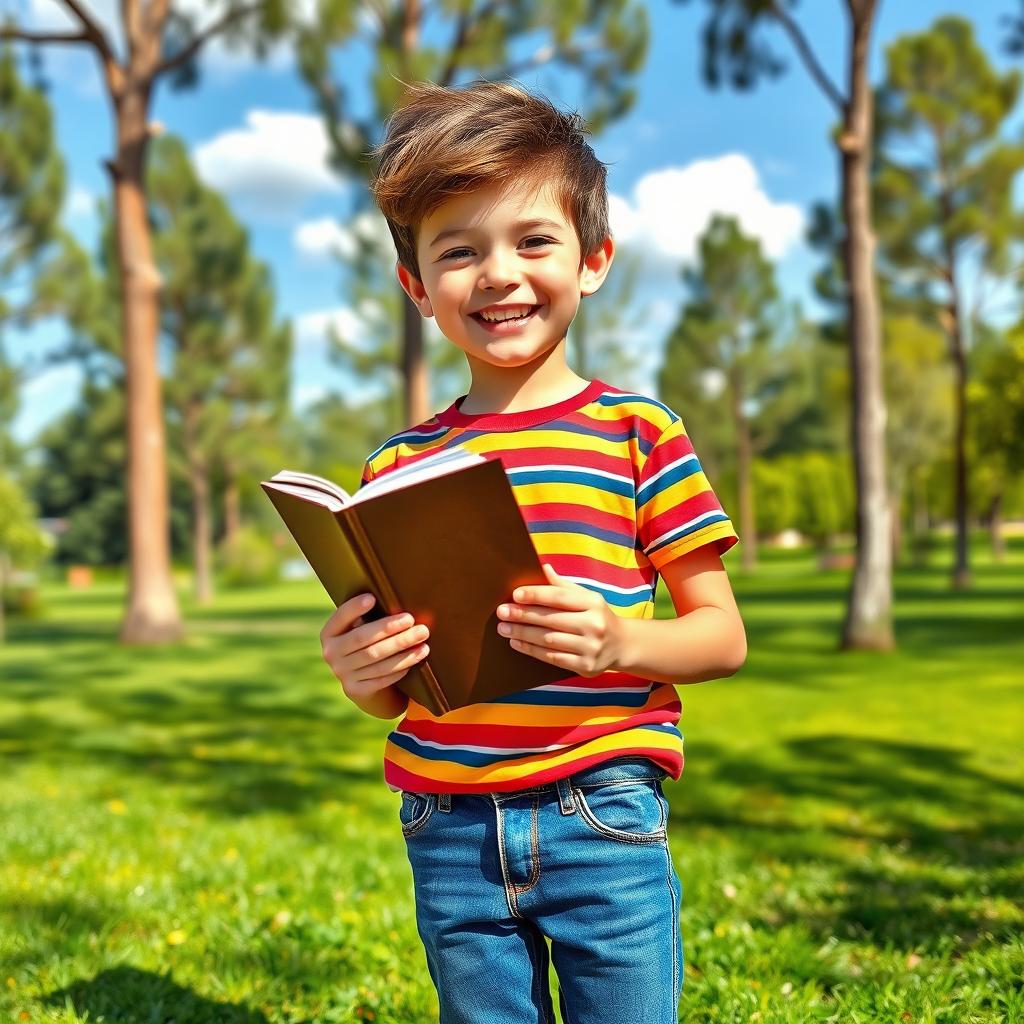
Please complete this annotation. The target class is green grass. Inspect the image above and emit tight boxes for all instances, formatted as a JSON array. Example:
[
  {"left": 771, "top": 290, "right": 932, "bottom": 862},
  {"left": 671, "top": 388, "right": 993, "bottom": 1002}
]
[{"left": 2, "top": 537, "right": 1022, "bottom": 1023}]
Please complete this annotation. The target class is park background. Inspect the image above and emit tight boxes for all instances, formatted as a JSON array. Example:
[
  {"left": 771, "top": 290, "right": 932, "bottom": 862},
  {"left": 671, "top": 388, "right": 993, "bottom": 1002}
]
[{"left": 1, "top": 0, "right": 1022, "bottom": 1021}]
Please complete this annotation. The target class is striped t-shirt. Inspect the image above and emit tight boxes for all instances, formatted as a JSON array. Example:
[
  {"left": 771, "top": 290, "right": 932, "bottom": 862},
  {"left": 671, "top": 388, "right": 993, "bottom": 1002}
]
[{"left": 359, "top": 377, "right": 739, "bottom": 794}]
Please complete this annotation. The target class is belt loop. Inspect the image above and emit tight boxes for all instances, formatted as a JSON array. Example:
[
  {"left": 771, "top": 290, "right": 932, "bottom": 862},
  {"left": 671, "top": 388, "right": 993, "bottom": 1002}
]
[
  {"left": 555, "top": 776, "right": 576, "bottom": 815},
  {"left": 437, "top": 792, "right": 452, "bottom": 813}
]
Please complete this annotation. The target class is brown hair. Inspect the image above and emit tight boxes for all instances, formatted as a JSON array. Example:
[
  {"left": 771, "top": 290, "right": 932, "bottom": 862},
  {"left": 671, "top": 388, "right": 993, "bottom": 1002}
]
[{"left": 368, "top": 79, "right": 611, "bottom": 280}]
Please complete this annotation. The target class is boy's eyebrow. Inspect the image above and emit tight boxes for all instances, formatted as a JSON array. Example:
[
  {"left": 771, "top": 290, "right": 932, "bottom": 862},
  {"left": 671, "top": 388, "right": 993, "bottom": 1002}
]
[{"left": 428, "top": 218, "right": 565, "bottom": 249}]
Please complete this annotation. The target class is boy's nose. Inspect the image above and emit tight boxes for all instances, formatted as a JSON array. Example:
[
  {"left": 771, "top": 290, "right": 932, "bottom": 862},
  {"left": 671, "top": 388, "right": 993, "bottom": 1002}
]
[{"left": 477, "top": 251, "right": 521, "bottom": 289}]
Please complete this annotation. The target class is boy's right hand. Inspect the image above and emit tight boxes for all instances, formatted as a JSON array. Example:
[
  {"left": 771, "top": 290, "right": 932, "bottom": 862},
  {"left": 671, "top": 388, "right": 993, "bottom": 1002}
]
[{"left": 320, "top": 593, "right": 430, "bottom": 709}]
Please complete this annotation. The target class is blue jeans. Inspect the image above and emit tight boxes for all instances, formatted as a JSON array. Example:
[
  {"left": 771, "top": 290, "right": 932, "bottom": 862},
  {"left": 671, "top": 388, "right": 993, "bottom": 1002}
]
[{"left": 398, "top": 756, "right": 684, "bottom": 1023}]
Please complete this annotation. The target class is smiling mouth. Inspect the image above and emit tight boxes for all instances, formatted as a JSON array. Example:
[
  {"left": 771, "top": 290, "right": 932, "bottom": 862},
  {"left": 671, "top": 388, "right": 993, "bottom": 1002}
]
[{"left": 470, "top": 304, "right": 542, "bottom": 328}]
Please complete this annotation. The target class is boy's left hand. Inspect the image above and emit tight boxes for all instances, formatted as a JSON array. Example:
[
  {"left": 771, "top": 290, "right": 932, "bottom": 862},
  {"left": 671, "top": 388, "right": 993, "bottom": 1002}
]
[{"left": 496, "top": 562, "right": 625, "bottom": 678}]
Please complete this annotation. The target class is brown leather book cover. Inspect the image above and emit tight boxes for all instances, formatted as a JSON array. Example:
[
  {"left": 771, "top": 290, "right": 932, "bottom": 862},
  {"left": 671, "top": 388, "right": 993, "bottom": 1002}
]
[{"left": 261, "top": 458, "right": 575, "bottom": 715}]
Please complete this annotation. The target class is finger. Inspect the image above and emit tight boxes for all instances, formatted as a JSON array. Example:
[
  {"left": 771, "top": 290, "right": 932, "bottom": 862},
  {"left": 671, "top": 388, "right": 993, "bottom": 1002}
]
[
  {"left": 508, "top": 634, "right": 573, "bottom": 669},
  {"left": 504, "top": 624, "right": 587, "bottom": 654},
  {"left": 321, "top": 592, "right": 376, "bottom": 643},
  {"left": 349, "top": 631, "right": 430, "bottom": 682},
  {"left": 498, "top": 607, "right": 584, "bottom": 634}
]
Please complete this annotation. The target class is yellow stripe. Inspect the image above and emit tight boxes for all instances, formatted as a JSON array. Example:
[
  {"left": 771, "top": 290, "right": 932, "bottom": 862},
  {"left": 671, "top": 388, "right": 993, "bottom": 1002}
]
[{"left": 385, "top": 726, "right": 684, "bottom": 787}]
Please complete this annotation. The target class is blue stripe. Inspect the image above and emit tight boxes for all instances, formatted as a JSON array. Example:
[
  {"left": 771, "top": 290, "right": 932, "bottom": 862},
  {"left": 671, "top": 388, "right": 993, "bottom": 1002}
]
[
  {"left": 599, "top": 393, "right": 676, "bottom": 420},
  {"left": 527, "top": 519, "right": 636, "bottom": 549},
  {"left": 636, "top": 458, "right": 703, "bottom": 506},
  {"left": 490, "top": 687, "right": 653, "bottom": 707},
  {"left": 647, "top": 514, "right": 733, "bottom": 555},
  {"left": 510, "top": 467, "right": 635, "bottom": 498}
]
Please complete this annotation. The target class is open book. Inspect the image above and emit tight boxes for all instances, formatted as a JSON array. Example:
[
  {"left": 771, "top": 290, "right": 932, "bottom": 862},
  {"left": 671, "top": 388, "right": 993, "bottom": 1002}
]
[{"left": 261, "top": 446, "right": 574, "bottom": 716}]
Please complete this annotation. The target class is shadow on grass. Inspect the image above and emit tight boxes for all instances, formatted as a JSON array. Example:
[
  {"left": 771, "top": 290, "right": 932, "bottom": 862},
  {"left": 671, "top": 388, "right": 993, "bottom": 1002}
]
[
  {"left": 45, "top": 966, "right": 268, "bottom": 1023},
  {"left": 673, "top": 735, "right": 1024, "bottom": 950}
]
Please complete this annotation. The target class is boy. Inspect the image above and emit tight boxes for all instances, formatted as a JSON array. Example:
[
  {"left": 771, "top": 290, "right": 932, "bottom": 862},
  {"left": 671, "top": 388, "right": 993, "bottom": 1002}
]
[{"left": 320, "top": 79, "right": 746, "bottom": 1023}]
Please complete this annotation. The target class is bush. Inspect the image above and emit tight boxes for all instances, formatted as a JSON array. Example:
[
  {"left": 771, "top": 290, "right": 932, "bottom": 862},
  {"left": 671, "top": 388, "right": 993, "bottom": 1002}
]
[{"left": 215, "top": 525, "right": 283, "bottom": 588}]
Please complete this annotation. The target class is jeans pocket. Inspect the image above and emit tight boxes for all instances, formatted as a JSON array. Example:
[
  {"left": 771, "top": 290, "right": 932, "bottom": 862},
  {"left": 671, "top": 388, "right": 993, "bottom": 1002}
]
[
  {"left": 573, "top": 778, "right": 668, "bottom": 844},
  {"left": 399, "top": 790, "right": 435, "bottom": 837}
]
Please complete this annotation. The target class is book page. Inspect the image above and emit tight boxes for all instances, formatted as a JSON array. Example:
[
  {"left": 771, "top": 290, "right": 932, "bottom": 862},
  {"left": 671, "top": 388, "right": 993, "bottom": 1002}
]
[{"left": 350, "top": 445, "right": 485, "bottom": 504}]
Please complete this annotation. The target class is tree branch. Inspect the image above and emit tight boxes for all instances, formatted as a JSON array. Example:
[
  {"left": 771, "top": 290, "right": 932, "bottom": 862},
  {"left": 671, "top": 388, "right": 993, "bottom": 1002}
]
[
  {"left": 60, "top": 0, "right": 117, "bottom": 63},
  {"left": 151, "top": 1, "right": 265, "bottom": 79},
  {"left": 767, "top": 1, "right": 846, "bottom": 114},
  {"left": 0, "top": 25, "right": 90, "bottom": 46},
  {"left": 438, "top": 0, "right": 502, "bottom": 87}
]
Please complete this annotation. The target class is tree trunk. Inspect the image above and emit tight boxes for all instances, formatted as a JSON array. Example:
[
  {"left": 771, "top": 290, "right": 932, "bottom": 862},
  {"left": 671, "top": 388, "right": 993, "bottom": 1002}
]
[
  {"left": 183, "top": 401, "right": 213, "bottom": 605},
  {"left": 731, "top": 371, "right": 757, "bottom": 572},
  {"left": 0, "top": 550, "right": 7, "bottom": 644},
  {"left": 989, "top": 490, "right": 1005, "bottom": 563},
  {"left": 889, "top": 485, "right": 902, "bottom": 568},
  {"left": 111, "top": 86, "right": 183, "bottom": 644},
  {"left": 191, "top": 462, "right": 213, "bottom": 605},
  {"left": 838, "top": 0, "right": 894, "bottom": 651},
  {"left": 402, "top": 291, "right": 430, "bottom": 428},
  {"left": 948, "top": 297, "right": 971, "bottom": 589},
  {"left": 223, "top": 461, "right": 241, "bottom": 548}
]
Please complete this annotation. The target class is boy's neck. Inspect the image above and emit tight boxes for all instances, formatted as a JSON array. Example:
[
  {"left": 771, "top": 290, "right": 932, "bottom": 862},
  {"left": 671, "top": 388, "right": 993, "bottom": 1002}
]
[{"left": 459, "top": 346, "right": 590, "bottom": 416}]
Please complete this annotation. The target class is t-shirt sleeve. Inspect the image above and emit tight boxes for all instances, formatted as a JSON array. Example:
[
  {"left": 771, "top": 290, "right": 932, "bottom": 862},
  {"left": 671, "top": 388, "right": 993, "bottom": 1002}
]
[
  {"left": 636, "top": 416, "right": 739, "bottom": 570},
  {"left": 357, "top": 457, "right": 375, "bottom": 491}
]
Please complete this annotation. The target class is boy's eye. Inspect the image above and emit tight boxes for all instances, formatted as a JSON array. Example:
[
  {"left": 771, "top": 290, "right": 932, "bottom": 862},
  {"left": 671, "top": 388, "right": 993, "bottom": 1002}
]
[{"left": 440, "top": 237, "right": 554, "bottom": 261}]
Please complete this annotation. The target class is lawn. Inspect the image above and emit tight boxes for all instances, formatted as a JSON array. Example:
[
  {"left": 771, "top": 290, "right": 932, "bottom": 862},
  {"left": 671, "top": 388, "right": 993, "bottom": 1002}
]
[{"left": 1, "top": 538, "right": 1022, "bottom": 1023}]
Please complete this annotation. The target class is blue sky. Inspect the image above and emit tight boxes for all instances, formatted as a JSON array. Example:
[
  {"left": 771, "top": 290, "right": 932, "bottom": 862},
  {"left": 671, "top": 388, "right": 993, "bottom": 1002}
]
[{"left": 5, "top": 0, "right": 1016, "bottom": 444}]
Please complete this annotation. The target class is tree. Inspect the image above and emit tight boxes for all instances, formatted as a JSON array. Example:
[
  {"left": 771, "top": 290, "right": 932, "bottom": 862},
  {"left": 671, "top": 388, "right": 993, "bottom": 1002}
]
[
  {"left": 968, "top": 326, "right": 1024, "bottom": 561},
  {"left": 874, "top": 16, "right": 1024, "bottom": 588},
  {"left": 0, "top": 47, "right": 66, "bottom": 472},
  {"left": 660, "top": 214, "right": 806, "bottom": 572},
  {"left": 1, "top": 2, "right": 288, "bottom": 644},
  {"left": 296, "top": 0, "right": 649, "bottom": 429},
  {"left": 144, "top": 134, "right": 292, "bottom": 603},
  {"left": 0, "top": 474, "right": 49, "bottom": 643},
  {"left": 881, "top": 315, "right": 954, "bottom": 564},
  {"left": 679, "top": 0, "right": 893, "bottom": 650}
]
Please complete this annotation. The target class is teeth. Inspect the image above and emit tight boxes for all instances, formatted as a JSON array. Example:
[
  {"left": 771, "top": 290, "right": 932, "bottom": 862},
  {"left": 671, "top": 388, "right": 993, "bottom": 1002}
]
[{"left": 479, "top": 305, "right": 534, "bottom": 322}]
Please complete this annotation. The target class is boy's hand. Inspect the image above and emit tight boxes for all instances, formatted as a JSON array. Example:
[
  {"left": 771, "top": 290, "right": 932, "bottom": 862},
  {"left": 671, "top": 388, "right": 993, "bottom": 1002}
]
[
  {"left": 321, "top": 593, "right": 430, "bottom": 710},
  {"left": 496, "top": 563, "right": 624, "bottom": 678}
]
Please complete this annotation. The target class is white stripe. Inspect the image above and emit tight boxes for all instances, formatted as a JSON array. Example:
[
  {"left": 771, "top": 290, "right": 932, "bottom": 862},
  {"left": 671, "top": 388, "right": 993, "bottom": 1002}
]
[
  {"left": 642, "top": 452, "right": 699, "bottom": 489},
  {"left": 562, "top": 575, "right": 652, "bottom": 597},
  {"left": 533, "top": 684, "right": 653, "bottom": 695},
  {"left": 647, "top": 510, "right": 726, "bottom": 551},
  {"left": 401, "top": 736, "right": 575, "bottom": 755}
]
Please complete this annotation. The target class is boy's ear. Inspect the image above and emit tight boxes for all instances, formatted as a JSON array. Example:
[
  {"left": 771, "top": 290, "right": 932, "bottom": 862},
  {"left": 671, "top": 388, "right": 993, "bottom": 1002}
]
[
  {"left": 579, "top": 236, "right": 615, "bottom": 298},
  {"left": 396, "top": 262, "right": 434, "bottom": 318}
]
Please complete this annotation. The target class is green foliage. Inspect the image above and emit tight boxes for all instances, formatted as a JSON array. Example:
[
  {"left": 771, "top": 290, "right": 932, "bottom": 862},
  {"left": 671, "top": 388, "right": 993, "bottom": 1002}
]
[
  {"left": 0, "top": 473, "right": 48, "bottom": 566},
  {"left": 875, "top": 17, "right": 1024, "bottom": 301},
  {"left": 752, "top": 451, "right": 854, "bottom": 545},
  {"left": 215, "top": 523, "right": 283, "bottom": 588},
  {"left": 1, "top": 544, "right": 1022, "bottom": 1020},
  {"left": 659, "top": 214, "right": 812, "bottom": 477}
]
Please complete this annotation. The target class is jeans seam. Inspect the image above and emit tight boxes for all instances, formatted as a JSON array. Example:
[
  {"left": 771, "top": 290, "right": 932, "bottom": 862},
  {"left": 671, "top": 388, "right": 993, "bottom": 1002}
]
[
  {"left": 492, "top": 797, "right": 524, "bottom": 919},
  {"left": 524, "top": 924, "right": 556, "bottom": 1024},
  {"left": 572, "top": 784, "right": 668, "bottom": 845},
  {"left": 664, "top": 840, "right": 679, "bottom": 1009},
  {"left": 512, "top": 796, "right": 542, "bottom": 896}
]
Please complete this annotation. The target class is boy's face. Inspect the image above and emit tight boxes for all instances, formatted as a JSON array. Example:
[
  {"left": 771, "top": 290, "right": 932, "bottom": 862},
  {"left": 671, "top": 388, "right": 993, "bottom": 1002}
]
[{"left": 396, "top": 178, "right": 613, "bottom": 372}]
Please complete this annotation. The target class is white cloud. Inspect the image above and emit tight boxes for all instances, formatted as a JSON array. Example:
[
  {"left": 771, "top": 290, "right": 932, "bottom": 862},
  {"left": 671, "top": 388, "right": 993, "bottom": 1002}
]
[
  {"left": 608, "top": 153, "right": 804, "bottom": 268},
  {"left": 65, "top": 184, "right": 95, "bottom": 220},
  {"left": 294, "top": 305, "right": 367, "bottom": 354},
  {"left": 193, "top": 110, "right": 346, "bottom": 216},
  {"left": 293, "top": 209, "right": 394, "bottom": 262}
]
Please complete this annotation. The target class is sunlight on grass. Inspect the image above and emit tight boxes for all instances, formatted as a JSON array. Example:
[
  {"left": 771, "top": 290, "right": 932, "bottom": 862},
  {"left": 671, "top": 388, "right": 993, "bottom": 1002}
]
[{"left": 2, "top": 539, "right": 1022, "bottom": 1022}]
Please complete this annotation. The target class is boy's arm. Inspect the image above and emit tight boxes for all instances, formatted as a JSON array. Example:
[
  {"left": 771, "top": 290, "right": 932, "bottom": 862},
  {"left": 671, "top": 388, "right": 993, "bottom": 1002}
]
[{"left": 616, "top": 545, "right": 746, "bottom": 686}]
